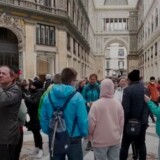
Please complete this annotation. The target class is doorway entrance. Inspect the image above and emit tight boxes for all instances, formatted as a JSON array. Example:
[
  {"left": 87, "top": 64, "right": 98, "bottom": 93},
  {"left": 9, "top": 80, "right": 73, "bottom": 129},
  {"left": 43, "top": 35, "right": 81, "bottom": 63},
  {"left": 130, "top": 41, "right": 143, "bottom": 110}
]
[{"left": 0, "top": 27, "right": 19, "bottom": 68}]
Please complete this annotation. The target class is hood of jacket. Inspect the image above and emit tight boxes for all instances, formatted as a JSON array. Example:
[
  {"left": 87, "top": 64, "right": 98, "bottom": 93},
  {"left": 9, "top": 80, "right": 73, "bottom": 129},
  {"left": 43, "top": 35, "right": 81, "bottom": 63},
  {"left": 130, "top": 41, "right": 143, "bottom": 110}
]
[
  {"left": 49, "top": 84, "right": 76, "bottom": 108},
  {"left": 100, "top": 79, "right": 114, "bottom": 98}
]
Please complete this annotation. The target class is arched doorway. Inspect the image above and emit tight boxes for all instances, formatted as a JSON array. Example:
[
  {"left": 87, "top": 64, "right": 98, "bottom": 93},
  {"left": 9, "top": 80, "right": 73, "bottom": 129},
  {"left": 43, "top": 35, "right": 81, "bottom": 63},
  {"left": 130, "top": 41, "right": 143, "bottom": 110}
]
[
  {"left": 104, "top": 38, "right": 129, "bottom": 77},
  {"left": 0, "top": 27, "right": 19, "bottom": 68}
]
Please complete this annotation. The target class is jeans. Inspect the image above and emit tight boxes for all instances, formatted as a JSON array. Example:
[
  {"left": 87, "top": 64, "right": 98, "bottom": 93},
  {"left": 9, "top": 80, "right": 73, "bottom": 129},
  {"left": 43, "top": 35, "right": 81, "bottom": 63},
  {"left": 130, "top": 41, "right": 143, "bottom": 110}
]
[
  {"left": 120, "top": 124, "right": 147, "bottom": 160},
  {"left": 0, "top": 144, "right": 16, "bottom": 160},
  {"left": 50, "top": 137, "right": 83, "bottom": 160},
  {"left": 94, "top": 144, "right": 120, "bottom": 160}
]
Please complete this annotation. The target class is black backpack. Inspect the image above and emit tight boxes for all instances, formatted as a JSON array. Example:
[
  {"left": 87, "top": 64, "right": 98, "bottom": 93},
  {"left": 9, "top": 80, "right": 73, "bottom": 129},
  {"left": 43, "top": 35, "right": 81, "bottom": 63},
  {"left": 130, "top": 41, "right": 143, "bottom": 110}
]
[{"left": 48, "top": 91, "right": 77, "bottom": 157}]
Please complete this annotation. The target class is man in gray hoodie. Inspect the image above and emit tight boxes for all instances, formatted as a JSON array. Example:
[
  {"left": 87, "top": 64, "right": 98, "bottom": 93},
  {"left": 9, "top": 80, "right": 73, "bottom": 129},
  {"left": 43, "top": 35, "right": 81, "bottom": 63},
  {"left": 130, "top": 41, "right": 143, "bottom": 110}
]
[{"left": 0, "top": 65, "right": 22, "bottom": 160}]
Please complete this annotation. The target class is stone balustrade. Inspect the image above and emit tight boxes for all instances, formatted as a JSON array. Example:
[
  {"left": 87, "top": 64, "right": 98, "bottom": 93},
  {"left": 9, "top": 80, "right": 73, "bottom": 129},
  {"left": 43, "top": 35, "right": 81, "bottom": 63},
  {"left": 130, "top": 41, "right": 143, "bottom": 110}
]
[{"left": 0, "top": 0, "right": 67, "bottom": 17}]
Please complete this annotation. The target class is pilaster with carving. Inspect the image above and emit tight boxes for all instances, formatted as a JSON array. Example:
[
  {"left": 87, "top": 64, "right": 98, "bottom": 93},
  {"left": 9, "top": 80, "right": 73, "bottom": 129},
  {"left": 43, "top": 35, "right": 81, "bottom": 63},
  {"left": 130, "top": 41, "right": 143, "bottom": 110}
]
[{"left": 128, "top": 10, "right": 138, "bottom": 72}]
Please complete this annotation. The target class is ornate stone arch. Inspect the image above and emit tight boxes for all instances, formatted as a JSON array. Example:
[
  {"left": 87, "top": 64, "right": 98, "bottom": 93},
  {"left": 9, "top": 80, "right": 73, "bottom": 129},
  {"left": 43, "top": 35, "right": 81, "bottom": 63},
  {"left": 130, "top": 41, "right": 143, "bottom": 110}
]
[
  {"left": 0, "top": 13, "right": 25, "bottom": 77},
  {"left": 0, "top": 13, "right": 25, "bottom": 49},
  {"left": 0, "top": 26, "right": 24, "bottom": 48},
  {"left": 104, "top": 36, "right": 129, "bottom": 54}
]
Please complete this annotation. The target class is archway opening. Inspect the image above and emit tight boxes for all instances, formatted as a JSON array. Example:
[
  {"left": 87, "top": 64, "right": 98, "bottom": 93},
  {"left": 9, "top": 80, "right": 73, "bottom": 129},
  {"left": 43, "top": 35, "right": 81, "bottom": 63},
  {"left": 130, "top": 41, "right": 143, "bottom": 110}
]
[
  {"left": 105, "top": 42, "right": 128, "bottom": 77},
  {"left": 0, "top": 27, "right": 19, "bottom": 68}
]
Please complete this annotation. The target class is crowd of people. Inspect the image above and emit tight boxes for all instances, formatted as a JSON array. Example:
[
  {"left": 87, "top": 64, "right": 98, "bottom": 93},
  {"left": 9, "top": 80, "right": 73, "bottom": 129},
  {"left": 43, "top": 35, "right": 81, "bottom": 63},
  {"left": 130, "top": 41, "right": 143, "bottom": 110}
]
[{"left": 0, "top": 65, "right": 160, "bottom": 160}]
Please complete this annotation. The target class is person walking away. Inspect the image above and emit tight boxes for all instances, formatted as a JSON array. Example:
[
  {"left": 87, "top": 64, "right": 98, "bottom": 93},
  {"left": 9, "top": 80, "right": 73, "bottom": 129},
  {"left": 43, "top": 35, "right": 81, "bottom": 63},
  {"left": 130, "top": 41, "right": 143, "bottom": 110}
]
[
  {"left": 0, "top": 65, "right": 22, "bottom": 160},
  {"left": 148, "top": 76, "right": 159, "bottom": 122},
  {"left": 82, "top": 73, "right": 100, "bottom": 150},
  {"left": 24, "top": 80, "right": 44, "bottom": 158},
  {"left": 145, "top": 95, "right": 160, "bottom": 160},
  {"left": 120, "top": 70, "right": 149, "bottom": 160},
  {"left": 89, "top": 79, "right": 124, "bottom": 160},
  {"left": 39, "top": 68, "right": 88, "bottom": 160}
]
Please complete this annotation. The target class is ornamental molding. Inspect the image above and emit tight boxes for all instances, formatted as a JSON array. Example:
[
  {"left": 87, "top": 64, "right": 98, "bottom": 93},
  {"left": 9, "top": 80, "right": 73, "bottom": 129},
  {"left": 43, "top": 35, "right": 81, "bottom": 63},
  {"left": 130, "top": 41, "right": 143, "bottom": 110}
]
[{"left": 0, "top": 13, "right": 25, "bottom": 36}]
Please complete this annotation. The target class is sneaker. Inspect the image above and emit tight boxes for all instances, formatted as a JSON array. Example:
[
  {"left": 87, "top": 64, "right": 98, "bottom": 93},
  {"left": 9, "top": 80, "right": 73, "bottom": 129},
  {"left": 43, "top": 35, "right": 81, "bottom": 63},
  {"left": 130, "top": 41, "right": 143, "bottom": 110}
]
[
  {"left": 36, "top": 149, "right": 44, "bottom": 158},
  {"left": 30, "top": 147, "right": 39, "bottom": 155},
  {"left": 85, "top": 141, "right": 92, "bottom": 151}
]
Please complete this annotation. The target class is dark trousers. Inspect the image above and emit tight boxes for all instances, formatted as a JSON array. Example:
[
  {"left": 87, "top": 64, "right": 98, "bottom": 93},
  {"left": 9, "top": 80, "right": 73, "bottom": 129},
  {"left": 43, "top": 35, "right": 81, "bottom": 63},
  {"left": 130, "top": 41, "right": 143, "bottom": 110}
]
[
  {"left": 14, "top": 131, "right": 23, "bottom": 160},
  {"left": 0, "top": 144, "right": 16, "bottom": 160},
  {"left": 132, "top": 141, "right": 138, "bottom": 160},
  {"left": 50, "top": 138, "right": 83, "bottom": 160},
  {"left": 32, "top": 128, "right": 43, "bottom": 149},
  {"left": 120, "top": 124, "right": 147, "bottom": 160}
]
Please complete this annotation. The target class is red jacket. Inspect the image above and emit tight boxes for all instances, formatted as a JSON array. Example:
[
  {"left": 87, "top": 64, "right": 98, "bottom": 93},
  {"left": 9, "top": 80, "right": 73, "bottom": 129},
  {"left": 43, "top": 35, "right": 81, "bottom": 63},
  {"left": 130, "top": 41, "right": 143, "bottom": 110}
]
[{"left": 148, "top": 83, "right": 159, "bottom": 102}]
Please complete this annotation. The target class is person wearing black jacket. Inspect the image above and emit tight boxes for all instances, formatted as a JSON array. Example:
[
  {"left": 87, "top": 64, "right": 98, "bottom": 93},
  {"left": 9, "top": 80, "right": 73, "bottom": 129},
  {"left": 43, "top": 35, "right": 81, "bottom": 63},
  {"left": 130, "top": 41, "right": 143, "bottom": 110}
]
[
  {"left": 120, "top": 70, "right": 149, "bottom": 160},
  {"left": 24, "top": 80, "right": 44, "bottom": 158},
  {"left": 0, "top": 66, "right": 22, "bottom": 160}
]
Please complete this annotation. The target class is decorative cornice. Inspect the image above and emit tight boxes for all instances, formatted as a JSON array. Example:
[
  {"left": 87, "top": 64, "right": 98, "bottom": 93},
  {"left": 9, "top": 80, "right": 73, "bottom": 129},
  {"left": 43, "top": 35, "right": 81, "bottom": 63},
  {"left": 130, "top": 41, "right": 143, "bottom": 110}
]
[{"left": 0, "top": 12, "right": 25, "bottom": 34}]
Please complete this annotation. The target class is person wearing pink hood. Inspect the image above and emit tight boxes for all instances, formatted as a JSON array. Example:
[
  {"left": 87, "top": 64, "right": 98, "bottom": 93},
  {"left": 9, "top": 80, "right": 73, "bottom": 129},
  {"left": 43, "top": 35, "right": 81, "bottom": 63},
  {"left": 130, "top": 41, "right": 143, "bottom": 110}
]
[{"left": 89, "top": 79, "right": 124, "bottom": 160}]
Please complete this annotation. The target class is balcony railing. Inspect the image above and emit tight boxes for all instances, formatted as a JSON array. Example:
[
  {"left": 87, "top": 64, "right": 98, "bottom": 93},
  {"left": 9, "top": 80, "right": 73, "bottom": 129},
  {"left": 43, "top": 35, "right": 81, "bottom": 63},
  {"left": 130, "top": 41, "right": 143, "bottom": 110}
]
[{"left": 0, "top": 0, "right": 67, "bottom": 17}]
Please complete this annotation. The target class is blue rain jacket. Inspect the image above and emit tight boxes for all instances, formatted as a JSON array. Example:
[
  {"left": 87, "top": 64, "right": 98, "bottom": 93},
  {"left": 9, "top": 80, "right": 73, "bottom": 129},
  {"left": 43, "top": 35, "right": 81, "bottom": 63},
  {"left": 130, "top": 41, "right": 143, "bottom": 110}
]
[
  {"left": 39, "top": 84, "right": 88, "bottom": 137},
  {"left": 82, "top": 82, "right": 100, "bottom": 103}
]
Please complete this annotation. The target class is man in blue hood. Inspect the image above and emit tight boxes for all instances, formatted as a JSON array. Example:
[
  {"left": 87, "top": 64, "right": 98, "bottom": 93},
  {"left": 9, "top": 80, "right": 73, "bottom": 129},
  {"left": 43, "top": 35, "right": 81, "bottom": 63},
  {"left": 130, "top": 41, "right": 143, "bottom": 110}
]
[
  {"left": 39, "top": 68, "right": 88, "bottom": 160},
  {"left": 82, "top": 73, "right": 100, "bottom": 151}
]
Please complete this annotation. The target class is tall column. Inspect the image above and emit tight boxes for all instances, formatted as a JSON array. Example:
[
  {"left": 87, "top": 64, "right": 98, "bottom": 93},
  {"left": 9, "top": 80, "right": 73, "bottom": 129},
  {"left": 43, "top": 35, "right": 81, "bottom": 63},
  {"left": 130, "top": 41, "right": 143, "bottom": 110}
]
[
  {"left": 51, "top": 0, "right": 53, "bottom": 7},
  {"left": 25, "top": 22, "right": 37, "bottom": 78},
  {"left": 48, "top": 56, "right": 56, "bottom": 75},
  {"left": 128, "top": 11, "right": 138, "bottom": 72},
  {"left": 126, "top": 19, "right": 128, "bottom": 30},
  {"left": 109, "top": 19, "right": 111, "bottom": 31},
  {"left": 122, "top": 18, "right": 124, "bottom": 30},
  {"left": 57, "top": 28, "right": 67, "bottom": 71},
  {"left": 117, "top": 18, "right": 119, "bottom": 30},
  {"left": 19, "top": 51, "right": 24, "bottom": 79},
  {"left": 104, "top": 19, "right": 106, "bottom": 31},
  {"left": 113, "top": 19, "right": 115, "bottom": 31}
]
